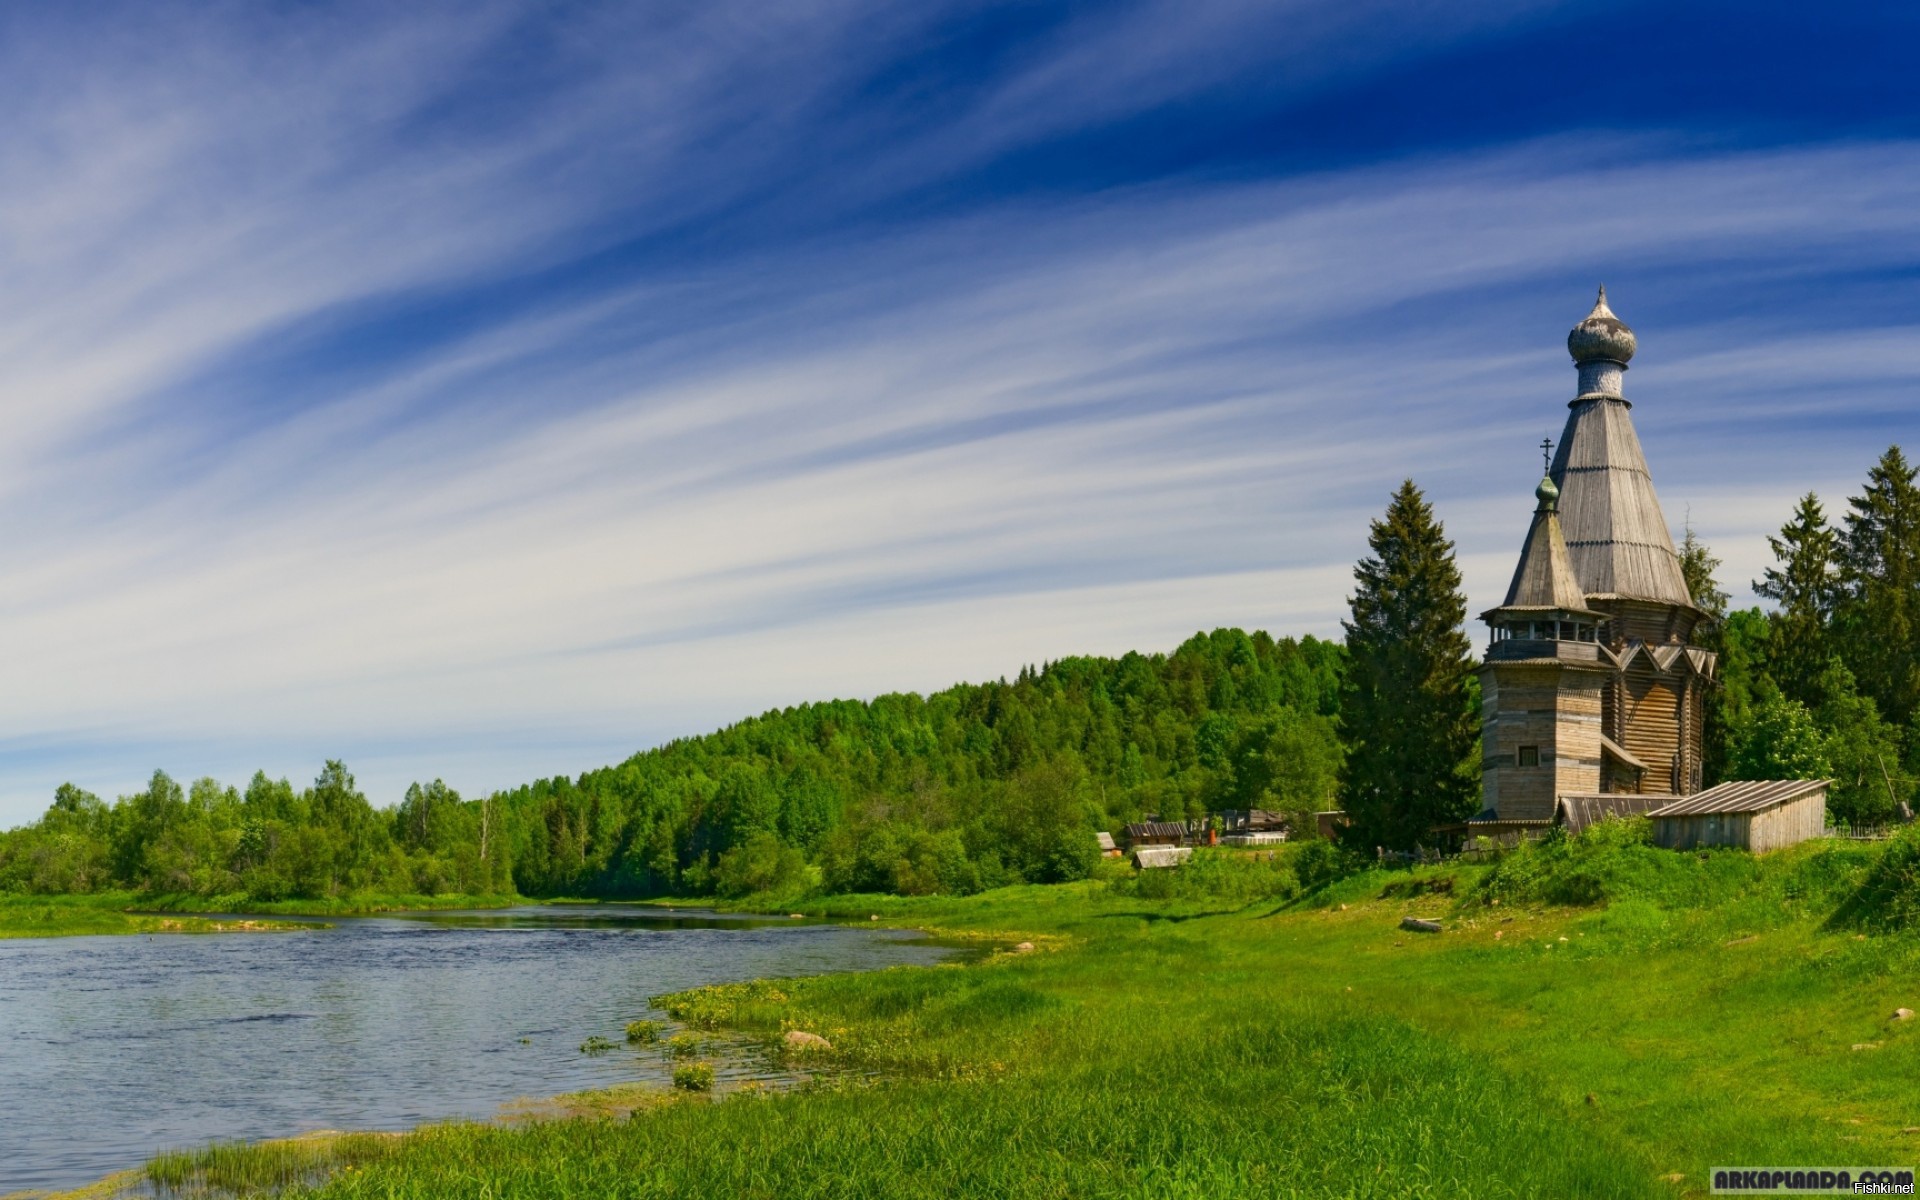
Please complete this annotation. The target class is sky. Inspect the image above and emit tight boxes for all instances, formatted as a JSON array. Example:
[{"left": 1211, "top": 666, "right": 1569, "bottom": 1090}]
[{"left": 2, "top": 0, "right": 1919, "bottom": 823}]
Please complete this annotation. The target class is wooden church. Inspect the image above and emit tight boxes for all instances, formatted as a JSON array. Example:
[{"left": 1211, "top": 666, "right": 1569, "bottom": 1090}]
[{"left": 1478, "top": 289, "right": 1719, "bottom": 822}]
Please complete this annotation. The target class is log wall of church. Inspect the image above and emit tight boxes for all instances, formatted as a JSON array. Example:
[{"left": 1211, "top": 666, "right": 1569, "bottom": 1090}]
[{"left": 1481, "top": 663, "right": 1605, "bottom": 821}]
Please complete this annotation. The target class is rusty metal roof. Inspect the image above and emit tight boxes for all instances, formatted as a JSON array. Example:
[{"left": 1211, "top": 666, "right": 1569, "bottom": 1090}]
[{"left": 1646, "top": 779, "right": 1829, "bottom": 817}]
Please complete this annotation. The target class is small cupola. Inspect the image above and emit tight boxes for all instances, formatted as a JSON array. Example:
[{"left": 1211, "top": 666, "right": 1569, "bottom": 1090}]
[{"left": 1483, "top": 472, "right": 1605, "bottom": 655}]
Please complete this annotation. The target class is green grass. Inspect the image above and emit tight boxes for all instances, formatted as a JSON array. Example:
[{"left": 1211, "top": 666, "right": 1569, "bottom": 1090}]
[
  {"left": 129, "top": 831, "right": 1920, "bottom": 1197},
  {"left": 0, "top": 892, "right": 309, "bottom": 938},
  {"left": 134, "top": 891, "right": 522, "bottom": 916}
]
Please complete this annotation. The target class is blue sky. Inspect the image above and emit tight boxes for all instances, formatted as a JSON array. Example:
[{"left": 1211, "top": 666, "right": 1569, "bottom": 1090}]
[{"left": 2, "top": 0, "right": 1919, "bottom": 823}]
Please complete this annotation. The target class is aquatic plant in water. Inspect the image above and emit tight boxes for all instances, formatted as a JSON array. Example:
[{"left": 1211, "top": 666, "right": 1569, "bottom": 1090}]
[
  {"left": 671, "top": 1061, "right": 715, "bottom": 1091},
  {"left": 625, "top": 1019, "right": 662, "bottom": 1044}
]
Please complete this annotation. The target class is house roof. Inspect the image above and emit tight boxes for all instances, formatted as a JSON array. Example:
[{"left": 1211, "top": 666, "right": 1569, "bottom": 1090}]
[
  {"left": 1123, "top": 822, "right": 1187, "bottom": 841},
  {"left": 1555, "top": 792, "right": 1673, "bottom": 834},
  {"left": 1131, "top": 846, "right": 1192, "bottom": 869},
  {"left": 1095, "top": 832, "right": 1117, "bottom": 851},
  {"left": 1646, "top": 779, "right": 1830, "bottom": 817}
]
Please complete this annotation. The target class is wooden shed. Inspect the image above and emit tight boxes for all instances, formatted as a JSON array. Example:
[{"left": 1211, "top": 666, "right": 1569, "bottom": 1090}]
[
  {"left": 1094, "top": 831, "right": 1121, "bottom": 858},
  {"left": 1646, "top": 780, "right": 1829, "bottom": 853}
]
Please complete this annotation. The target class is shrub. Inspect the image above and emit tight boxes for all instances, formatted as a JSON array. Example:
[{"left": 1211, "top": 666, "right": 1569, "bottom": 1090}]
[
  {"left": 666, "top": 1032, "right": 704, "bottom": 1058},
  {"left": 1474, "top": 818, "right": 1764, "bottom": 910},
  {"left": 672, "top": 1062, "right": 715, "bottom": 1092},
  {"left": 1113, "top": 848, "right": 1299, "bottom": 904},
  {"left": 1830, "top": 827, "right": 1920, "bottom": 932},
  {"left": 625, "top": 1020, "right": 662, "bottom": 1045},
  {"left": 578, "top": 1036, "right": 616, "bottom": 1055}
]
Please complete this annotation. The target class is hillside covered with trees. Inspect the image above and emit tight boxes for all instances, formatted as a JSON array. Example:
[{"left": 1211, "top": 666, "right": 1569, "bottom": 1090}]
[
  {"left": 0, "top": 630, "right": 1344, "bottom": 901},
  {"left": 5, "top": 443, "right": 1919, "bottom": 902}
]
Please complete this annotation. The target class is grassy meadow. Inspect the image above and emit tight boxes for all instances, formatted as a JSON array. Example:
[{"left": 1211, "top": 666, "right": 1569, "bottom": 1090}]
[{"left": 109, "top": 823, "right": 1920, "bottom": 1200}]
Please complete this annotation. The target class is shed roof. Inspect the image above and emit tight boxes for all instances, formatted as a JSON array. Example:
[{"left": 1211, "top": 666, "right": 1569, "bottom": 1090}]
[
  {"left": 1095, "top": 831, "right": 1117, "bottom": 851},
  {"left": 1646, "top": 779, "right": 1830, "bottom": 817},
  {"left": 1555, "top": 792, "right": 1673, "bottom": 834},
  {"left": 1132, "top": 846, "right": 1192, "bottom": 869}
]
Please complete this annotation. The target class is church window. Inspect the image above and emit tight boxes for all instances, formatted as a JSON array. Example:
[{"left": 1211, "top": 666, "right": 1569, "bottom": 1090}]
[{"left": 1517, "top": 746, "right": 1540, "bottom": 767}]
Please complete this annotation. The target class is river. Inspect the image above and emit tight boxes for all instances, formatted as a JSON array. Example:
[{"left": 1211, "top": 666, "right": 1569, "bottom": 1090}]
[{"left": 0, "top": 905, "right": 950, "bottom": 1193}]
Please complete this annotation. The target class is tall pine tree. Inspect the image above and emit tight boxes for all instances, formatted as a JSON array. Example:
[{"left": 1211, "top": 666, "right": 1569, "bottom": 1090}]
[
  {"left": 1337, "top": 480, "right": 1477, "bottom": 852},
  {"left": 1836, "top": 448, "right": 1920, "bottom": 727},
  {"left": 1753, "top": 492, "right": 1838, "bottom": 708}
]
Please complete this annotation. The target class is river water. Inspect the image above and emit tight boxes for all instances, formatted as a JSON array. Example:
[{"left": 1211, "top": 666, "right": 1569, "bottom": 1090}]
[{"left": 0, "top": 906, "right": 950, "bottom": 1194}]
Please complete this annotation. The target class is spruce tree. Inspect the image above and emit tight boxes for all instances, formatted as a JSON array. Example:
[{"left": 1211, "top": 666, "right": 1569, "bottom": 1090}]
[
  {"left": 1753, "top": 492, "right": 1837, "bottom": 708},
  {"left": 1836, "top": 448, "right": 1920, "bottom": 727},
  {"left": 1337, "top": 480, "right": 1477, "bottom": 852}
]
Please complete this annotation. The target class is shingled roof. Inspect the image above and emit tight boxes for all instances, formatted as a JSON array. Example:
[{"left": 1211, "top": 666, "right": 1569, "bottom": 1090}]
[
  {"left": 1546, "top": 293, "right": 1699, "bottom": 610},
  {"left": 1494, "top": 477, "right": 1601, "bottom": 615}
]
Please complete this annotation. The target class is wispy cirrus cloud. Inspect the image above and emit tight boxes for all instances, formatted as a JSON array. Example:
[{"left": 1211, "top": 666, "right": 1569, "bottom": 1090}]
[{"left": 0, "top": 1, "right": 1917, "bottom": 819}]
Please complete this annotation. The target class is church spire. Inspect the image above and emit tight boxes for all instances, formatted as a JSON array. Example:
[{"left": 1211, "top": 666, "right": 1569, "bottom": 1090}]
[
  {"left": 1491, "top": 473, "right": 1596, "bottom": 617},
  {"left": 1547, "top": 287, "right": 1696, "bottom": 609}
]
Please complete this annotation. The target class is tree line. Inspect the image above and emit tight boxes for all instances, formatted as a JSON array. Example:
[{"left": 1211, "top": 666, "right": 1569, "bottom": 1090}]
[
  {"left": 3, "top": 444, "right": 1914, "bottom": 898},
  {"left": 0, "top": 631, "right": 1344, "bottom": 900}
]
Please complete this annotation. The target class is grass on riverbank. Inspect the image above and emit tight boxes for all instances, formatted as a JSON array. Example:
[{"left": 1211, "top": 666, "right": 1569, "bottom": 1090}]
[
  {"left": 124, "top": 826, "right": 1920, "bottom": 1199},
  {"left": 0, "top": 893, "right": 310, "bottom": 938},
  {"left": 134, "top": 891, "right": 522, "bottom": 916}
]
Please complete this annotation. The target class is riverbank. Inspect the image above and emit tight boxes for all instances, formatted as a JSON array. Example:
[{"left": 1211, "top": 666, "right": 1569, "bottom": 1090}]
[
  {"left": 83, "top": 833, "right": 1920, "bottom": 1199},
  {"left": 0, "top": 891, "right": 522, "bottom": 939},
  {"left": 0, "top": 894, "right": 311, "bottom": 938}
]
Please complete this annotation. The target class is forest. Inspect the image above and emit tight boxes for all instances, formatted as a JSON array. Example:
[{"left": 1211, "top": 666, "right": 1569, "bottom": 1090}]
[{"left": 1, "top": 444, "right": 1916, "bottom": 902}]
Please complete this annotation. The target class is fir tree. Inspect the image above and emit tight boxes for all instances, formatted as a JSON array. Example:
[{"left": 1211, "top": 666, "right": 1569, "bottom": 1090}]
[
  {"left": 1337, "top": 480, "right": 1478, "bottom": 852},
  {"left": 1836, "top": 448, "right": 1920, "bottom": 726},
  {"left": 1754, "top": 492, "right": 1838, "bottom": 708}
]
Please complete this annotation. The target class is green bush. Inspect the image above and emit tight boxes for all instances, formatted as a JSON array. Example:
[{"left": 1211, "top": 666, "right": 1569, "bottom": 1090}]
[
  {"left": 1113, "top": 848, "right": 1299, "bottom": 904},
  {"left": 671, "top": 1062, "right": 715, "bottom": 1092},
  {"left": 578, "top": 1036, "right": 616, "bottom": 1055},
  {"left": 1474, "top": 819, "right": 1767, "bottom": 910},
  {"left": 625, "top": 1019, "right": 662, "bottom": 1045},
  {"left": 1830, "top": 827, "right": 1920, "bottom": 931}
]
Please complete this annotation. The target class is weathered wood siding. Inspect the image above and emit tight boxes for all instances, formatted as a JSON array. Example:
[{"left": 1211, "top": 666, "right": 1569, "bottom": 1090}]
[
  {"left": 1747, "top": 791, "right": 1828, "bottom": 853},
  {"left": 1481, "top": 663, "right": 1606, "bottom": 821},
  {"left": 1593, "top": 598, "right": 1706, "bottom": 795},
  {"left": 1651, "top": 790, "right": 1826, "bottom": 852}
]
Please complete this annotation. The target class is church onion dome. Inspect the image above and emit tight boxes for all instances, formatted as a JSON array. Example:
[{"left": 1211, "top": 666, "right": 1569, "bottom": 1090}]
[{"left": 1567, "top": 285, "right": 1637, "bottom": 366}]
